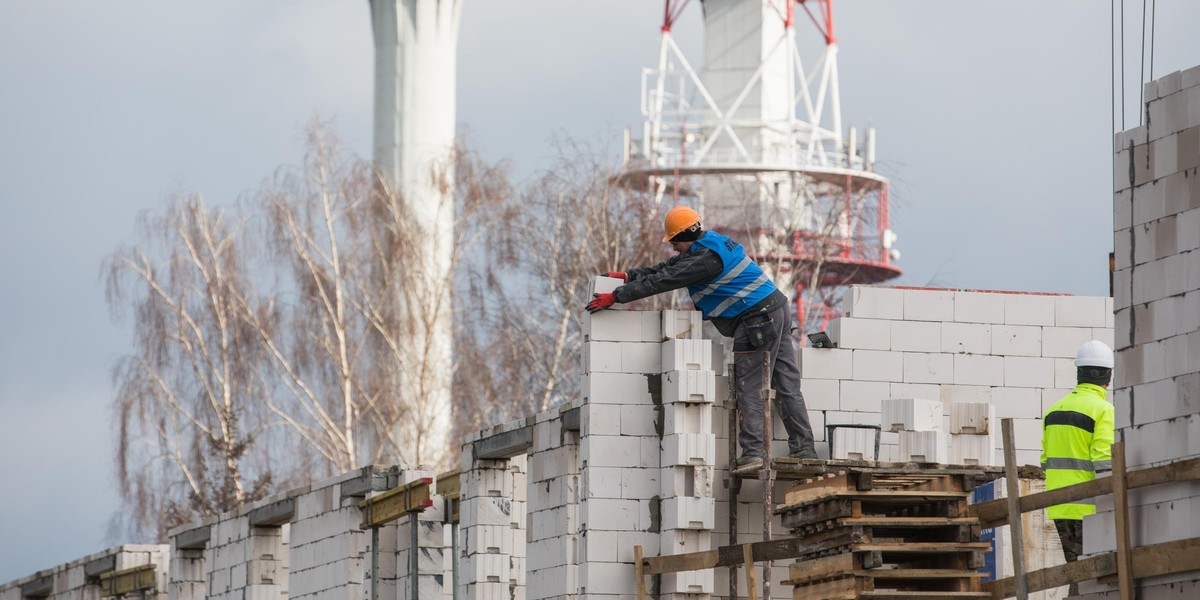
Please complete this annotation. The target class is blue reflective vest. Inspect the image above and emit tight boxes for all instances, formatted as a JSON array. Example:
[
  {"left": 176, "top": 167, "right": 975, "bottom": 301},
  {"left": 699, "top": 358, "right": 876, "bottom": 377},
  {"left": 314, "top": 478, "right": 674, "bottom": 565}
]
[{"left": 686, "top": 231, "right": 777, "bottom": 319}]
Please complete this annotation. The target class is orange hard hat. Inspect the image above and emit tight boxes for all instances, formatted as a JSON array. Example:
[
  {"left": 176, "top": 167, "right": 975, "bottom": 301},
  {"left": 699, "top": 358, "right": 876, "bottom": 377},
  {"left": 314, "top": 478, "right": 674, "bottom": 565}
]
[{"left": 662, "top": 206, "right": 702, "bottom": 242}]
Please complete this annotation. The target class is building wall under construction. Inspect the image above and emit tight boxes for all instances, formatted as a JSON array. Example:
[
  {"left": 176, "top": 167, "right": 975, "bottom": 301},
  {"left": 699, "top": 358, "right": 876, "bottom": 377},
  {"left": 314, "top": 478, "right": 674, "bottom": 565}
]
[{"left": 1075, "top": 65, "right": 1200, "bottom": 600}]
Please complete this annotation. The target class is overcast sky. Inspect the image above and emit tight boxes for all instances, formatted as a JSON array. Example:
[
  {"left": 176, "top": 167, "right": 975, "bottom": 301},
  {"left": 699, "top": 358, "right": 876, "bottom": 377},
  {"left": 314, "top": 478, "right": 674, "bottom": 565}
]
[{"left": 1, "top": 0, "right": 1197, "bottom": 583}]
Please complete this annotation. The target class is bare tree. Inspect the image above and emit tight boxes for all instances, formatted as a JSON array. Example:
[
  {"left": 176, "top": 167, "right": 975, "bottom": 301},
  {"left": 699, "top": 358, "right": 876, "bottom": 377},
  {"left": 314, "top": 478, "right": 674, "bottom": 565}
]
[
  {"left": 453, "top": 140, "right": 670, "bottom": 439},
  {"left": 106, "top": 196, "right": 279, "bottom": 541}
]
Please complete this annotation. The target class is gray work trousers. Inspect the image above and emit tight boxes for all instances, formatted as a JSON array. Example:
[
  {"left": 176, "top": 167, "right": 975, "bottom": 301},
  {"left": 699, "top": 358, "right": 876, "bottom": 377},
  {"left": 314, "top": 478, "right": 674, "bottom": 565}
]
[{"left": 732, "top": 303, "right": 815, "bottom": 457}]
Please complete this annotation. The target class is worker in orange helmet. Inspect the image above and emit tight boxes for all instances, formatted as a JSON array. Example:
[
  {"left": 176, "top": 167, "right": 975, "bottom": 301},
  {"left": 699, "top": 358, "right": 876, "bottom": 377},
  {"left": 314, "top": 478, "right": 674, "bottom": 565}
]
[{"left": 586, "top": 206, "right": 818, "bottom": 470}]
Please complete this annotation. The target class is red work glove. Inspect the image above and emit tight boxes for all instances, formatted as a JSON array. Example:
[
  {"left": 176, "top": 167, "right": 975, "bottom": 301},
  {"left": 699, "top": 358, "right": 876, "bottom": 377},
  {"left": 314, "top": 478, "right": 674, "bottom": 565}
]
[
  {"left": 600, "top": 271, "right": 627, "bottom": 282},
  {"left": 586, "top": 292, "right": 617, "bottom": 313}
]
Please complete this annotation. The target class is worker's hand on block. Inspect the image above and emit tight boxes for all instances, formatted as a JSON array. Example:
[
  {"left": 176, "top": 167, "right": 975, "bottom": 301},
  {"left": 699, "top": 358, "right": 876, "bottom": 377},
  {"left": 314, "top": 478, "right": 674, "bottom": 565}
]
[
  {"left": 586, "top": 292, "right": 616, "bottom": 313},
  {"left": 600, "top": 271, "right": 627, "bottom": 281}
]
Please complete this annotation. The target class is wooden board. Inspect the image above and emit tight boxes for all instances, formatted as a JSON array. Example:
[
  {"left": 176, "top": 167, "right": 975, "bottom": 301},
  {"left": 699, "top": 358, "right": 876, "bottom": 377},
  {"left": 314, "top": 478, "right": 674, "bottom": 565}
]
[
  {"left": 984, "top": 536, "right": 1200, "bottom": 599},
  {"left": 778, "top": 490, "right": 969, "bottom": 513},
  {"left": 970, "top": 456, "right": 1200, "bottom": 528}
]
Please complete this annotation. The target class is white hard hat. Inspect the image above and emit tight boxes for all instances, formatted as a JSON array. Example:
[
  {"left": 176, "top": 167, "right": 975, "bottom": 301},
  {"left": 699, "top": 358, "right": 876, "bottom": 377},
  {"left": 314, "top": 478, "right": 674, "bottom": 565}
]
[{"left": 1075, "top": 340, "right": 1114, "bottom": 369}]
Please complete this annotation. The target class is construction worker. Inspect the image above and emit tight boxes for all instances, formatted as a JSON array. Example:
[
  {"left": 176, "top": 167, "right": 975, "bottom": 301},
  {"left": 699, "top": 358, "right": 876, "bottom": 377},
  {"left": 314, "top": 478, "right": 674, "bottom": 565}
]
[
  {"left": 586, "top": 206, "right": 818, "bottom": 469},
  {"left": 1041, "top": 339, "right": 1115, "bottom": 592}
]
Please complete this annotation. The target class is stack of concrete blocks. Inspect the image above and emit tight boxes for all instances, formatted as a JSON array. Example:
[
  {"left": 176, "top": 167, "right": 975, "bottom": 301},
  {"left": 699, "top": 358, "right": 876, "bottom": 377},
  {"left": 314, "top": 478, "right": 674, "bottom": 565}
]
[
  {"left": 388, "top": 470, "right": 451, "bottom": 600},
  {"left": 459, "top": 430, "right": 528, "bottom": 600},
  {"left": 575, "top": 279, "right": 670, "bottom": 597},
  {"left": 949, "top": 402, "right": 998, "bottom": 466},
  {"left": 201, "top": 504, "right": 289, "bottom": 600},
  {"left": 288, "top": 470, "right": 380, "bottom": 599},
  {"left": 802, "top": 285, "right": 1114, "bottom": 467},
  {"left": 1078, "top": 66, "right": 1200, "bottom": 599},
  {"left": 526, "top": 405, "right": 580, "bottom": 599},
  {"left": 171, "top": 537, "right": 206, "bottom": 600},
  {"left": 882, "top": 398, "right": 948, "bottom": 463},
  {"left": 660, "top": 310, "right": 718, "bottom": 597},
  {"left": 0, "top": 545, "right": 169, "bottom": 600}
]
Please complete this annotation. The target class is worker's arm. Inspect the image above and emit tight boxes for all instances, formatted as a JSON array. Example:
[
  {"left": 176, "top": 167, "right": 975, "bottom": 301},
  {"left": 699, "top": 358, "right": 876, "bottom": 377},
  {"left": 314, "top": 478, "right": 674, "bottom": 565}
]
[
  {"left": 1092, "top": 404, "right": 1116, "bottom": 474},
  {"left": 615, "top": 248, "right": 723, "bottom": 304}
]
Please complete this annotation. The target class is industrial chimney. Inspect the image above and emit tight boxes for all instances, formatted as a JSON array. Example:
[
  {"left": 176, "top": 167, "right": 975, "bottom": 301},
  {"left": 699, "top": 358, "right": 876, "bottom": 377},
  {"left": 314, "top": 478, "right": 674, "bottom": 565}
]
[{"left": 369, "top": 0, "right": 462, "bottom": 468}]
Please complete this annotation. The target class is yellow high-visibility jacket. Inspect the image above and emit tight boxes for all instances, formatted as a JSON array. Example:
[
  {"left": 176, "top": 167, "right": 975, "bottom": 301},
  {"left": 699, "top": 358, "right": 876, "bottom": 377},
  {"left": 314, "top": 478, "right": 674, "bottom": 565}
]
[{"left": 1041, "top": 383, "right": 1115, "bottom": 521}]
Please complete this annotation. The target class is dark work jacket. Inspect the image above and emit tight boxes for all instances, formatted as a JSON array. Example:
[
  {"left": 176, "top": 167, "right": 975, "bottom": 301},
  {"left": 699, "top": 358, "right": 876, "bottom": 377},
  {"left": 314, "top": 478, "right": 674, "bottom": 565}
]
[{"left": 614, "top": 246, "right": 788, "bottom": 337}]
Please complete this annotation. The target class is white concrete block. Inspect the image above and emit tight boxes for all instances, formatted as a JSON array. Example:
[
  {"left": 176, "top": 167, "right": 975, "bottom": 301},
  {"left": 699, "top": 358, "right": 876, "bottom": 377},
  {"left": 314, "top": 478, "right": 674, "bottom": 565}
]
[
  {"left": 1003, "top": 293, "right": 1056, "bottom": 326},
  {"left": 902, "top": 352, "right": 953, "bottom": 384},
  {"left": 941, "top": 322, "right": 991, "bottom": 355},
  {"left": 828, "top": 317, "right": 890, "bottom": 350},
  {"left": 899, "top": 430, "right": 948, "bottom": 463},
  {"left": 800, "top": 347, "right": 853, "bottom": 380},
  {"left": 990, "top": 324, "right": 1042, "bottom": 357},
  {"left": 1041, "top": 326, "right": 1094, "bottom": 358},
  {"left": 992, "top": 387, "right": 1043, "bottom": 420},
  {"left": 663, "top": 403, "right": 713, "bottom": 435},
  {"left": 839, "top": 380, "right": 890, "bottom": 413},
  {"left": 950, "top": 402, "right": 995, "bottom": 434},
  {"left": 627, "top": 341, "right": 665, "bottom": 373},
  {"left": 880, "top": 398, "right": 943, "bottom": 432},
  {"left": 581, "top": 404, "right": 620, "bottom": 436},
  {"left": 581, "top": 498, "right": 642, "bottom": 532},
  {"left": 661, "top": 310, "right": 703, "bottom": 340},
  {"left": 1011, "top": 418, "right": 1043, "bottom": 451},
  {"left": 661, "top": 433, "right": 716, "bottom": 466},
  {"left": 952, "top": 354, "right": 1004, "bottom": 386},
  {"left": 584, "top": 310, "right": 662, "bottom": 343},
  {"left": 1056, "top": 296, "right": 1109, "bottom": 327},
  {"left": 949, "top": 433, "right": 997, "bottom": 466},
  {"left": 954, "top": 291, "right": 1006, "bottom": 324},
  {"left": 659, "top": 465, "right": 714, "bottom": 499},
  {"left": 620, "top": 404, "right": 658, "bottom": 436},
  {"left": 889, "top": 382, "right": 940, "bottom": 401},
  {"left": 662, "top": 569, "right": 714, "bottom": 594},
  {"left": 801, "top": 378, "right": 840, "bottom": 411},
  {"left": 830, "top": 426, "right": 877, "bottom": 460},
  {"left": 580, "top": 340, "right": 619, "bottom": 372},
  {"left": 939, "top": 384, "right": 992, "bottom": 408},
  {"left": 851, "top": 349, "right": 903, "bottom": 382},
  {"left": 661, "top": 369, "right": 716, "bottom": 404},
  {"left": 1004, "top": 356, "right": 1055, "bottom": 388},
  {"left": 903, "top": 288, "right": 955, "bottom": 322},
  {"left": 890, "top": 320, "right": 942, "bottom": 352},
  {"left": 659, "top": 529, "right": 713, "bottom": 555},
  {"left": 1178, "top": 207, "right": 1200, "bottom": 253},
  {"left": 581, "top": 372, "right": 652, "bottom": 405},
  {"left": 661, "top": 497, "right": 716, "bottom": 530},
  {"left": 661, "top": 339, "right": 712, "bottom": 371},
  {"left": 1052, "top": 357, "right": 1077, "bottom": 389},
  {"left": 843, "top": 286, "right": 904, "bottom": 319},
  {"left": 591, "top": 276, "right": 623, "bottom": 296},
  {"left": 581, "top": 435, "right": 641, "bottom": 468}
]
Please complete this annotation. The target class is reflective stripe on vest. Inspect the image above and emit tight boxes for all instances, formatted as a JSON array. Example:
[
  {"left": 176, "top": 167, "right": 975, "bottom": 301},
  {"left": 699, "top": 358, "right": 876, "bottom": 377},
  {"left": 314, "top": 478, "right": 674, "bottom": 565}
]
[{"left": 685, "top": 231, "right": 776, "bottom": 319}]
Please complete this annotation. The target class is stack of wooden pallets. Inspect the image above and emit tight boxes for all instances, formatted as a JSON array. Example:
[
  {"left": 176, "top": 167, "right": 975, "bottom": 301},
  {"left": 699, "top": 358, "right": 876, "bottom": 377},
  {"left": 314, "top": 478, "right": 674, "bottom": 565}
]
[{"left": 776, "top": 466, "right": 996, "bottom": 600}]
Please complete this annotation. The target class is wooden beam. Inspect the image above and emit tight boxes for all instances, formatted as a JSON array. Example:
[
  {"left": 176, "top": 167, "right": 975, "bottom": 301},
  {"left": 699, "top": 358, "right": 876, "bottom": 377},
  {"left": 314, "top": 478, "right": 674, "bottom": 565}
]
[
  {"left": 971, "top": 456, "right": 1200, "bottom": 529},
  {"left": 642, "top": 534, "right": 857, "bottom": 574},
  {"left": 1111, "top": 443, "right": 1134, "bottom": 600},
  {"left": 437, "top": 470, "right": 461, "bottom": 524},
  {"left": 359, "top": 477, "right": 432, "bottom": 529},
  {"left": 744, "top": 544, "right": 757, "bottom": 600},
  {"left": 99, "top": 564, "right": 157, "bottom": 596},
  {"left": 1001, "top": 418, "right": 1028, "bottom": 600},
  {"left": 984, "top": 536, "right": 1200, "bottom": 599},
  {"left": 634, "top": 545, "right": 647, "bottom": 600}
]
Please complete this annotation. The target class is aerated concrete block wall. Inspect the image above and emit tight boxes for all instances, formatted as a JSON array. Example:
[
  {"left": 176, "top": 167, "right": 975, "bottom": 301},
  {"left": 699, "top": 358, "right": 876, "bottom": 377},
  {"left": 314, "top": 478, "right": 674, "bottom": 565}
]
[
  {"left": 801, "top": 285, "right": 1114, "bottom": 467},
  {"left": 1077, "top": 65, "right": 1200, "bottom": 600},
  {"left": 164, "top": 465, "right": 454, "bottom": 600},
  {"left": 0, "top": 545, "right": 169, "bottom": 600}
]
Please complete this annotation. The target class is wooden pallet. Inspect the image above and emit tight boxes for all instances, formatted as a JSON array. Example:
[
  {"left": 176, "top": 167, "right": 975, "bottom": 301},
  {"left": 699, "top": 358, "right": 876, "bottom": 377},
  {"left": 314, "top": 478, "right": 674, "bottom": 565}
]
[
  {"left": 786, "top": 567, "right": 986, "bottom": 599},
  {"left": 779, "top": 468, "right": 992, "bottom": 600}
]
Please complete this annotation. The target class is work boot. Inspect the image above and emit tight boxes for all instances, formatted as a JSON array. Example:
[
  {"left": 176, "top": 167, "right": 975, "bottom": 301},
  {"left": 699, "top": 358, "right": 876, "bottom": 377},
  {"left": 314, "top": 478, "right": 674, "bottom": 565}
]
[
  {"left": 789, "top": 445, "right": 819, "bottom": 461},
  {"left": 734, "top": 455, "right": 764, "bottom": 473}
]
